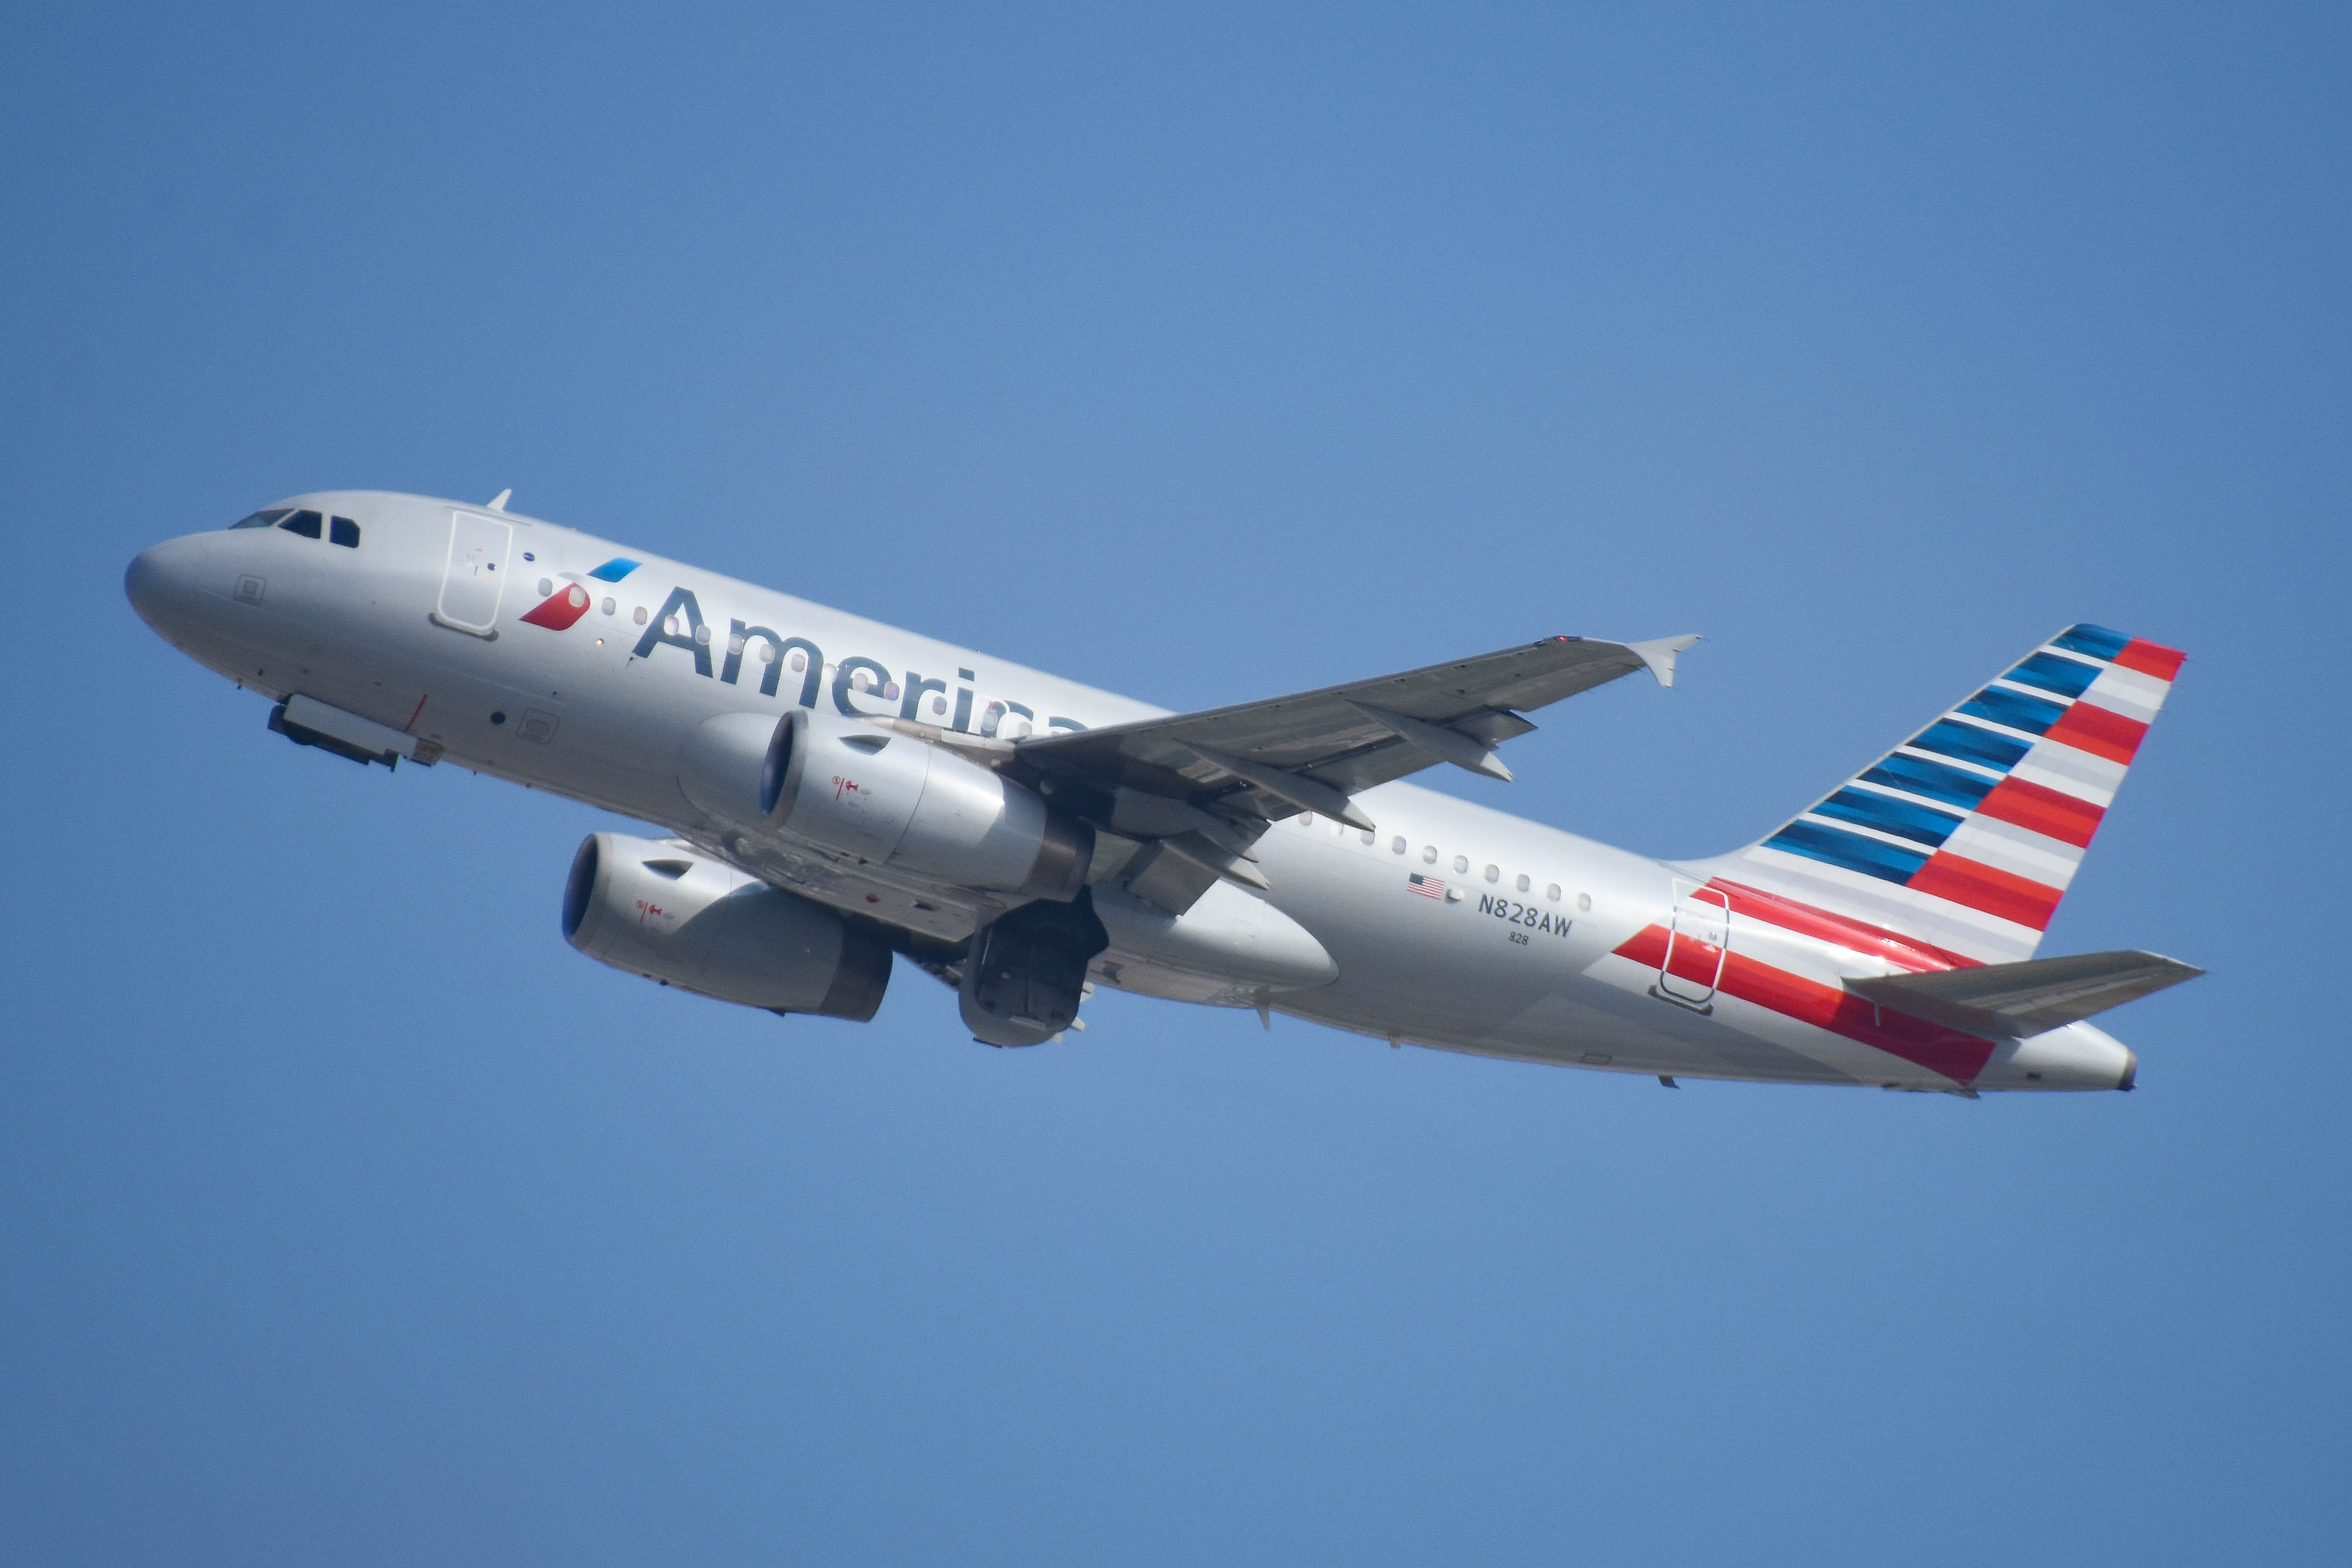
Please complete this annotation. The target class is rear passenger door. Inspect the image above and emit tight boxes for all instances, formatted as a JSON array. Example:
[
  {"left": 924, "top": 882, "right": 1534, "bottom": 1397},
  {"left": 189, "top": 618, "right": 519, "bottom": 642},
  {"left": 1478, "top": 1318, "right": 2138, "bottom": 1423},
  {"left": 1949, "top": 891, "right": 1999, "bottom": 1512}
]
[{"left": 433, "top": 511, "right": 511, "bottom": 637}]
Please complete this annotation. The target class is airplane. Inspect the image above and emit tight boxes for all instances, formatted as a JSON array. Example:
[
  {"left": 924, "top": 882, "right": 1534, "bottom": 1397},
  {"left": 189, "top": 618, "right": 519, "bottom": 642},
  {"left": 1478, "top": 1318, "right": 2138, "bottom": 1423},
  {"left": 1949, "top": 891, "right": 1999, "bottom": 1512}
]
[{"left": 124, "top": 490, "right": 2199, "bottom": 1095}]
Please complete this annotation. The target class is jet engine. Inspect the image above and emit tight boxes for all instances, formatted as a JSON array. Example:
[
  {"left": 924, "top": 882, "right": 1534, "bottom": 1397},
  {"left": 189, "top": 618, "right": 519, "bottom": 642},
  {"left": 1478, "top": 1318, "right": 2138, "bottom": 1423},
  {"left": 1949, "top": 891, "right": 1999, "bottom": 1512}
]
[
  {"left": 677, "top": 710, "right": 1091, "bottom": 900},
  {"left": 561, "top": 833, "right": 891, "bottom": 1019}
]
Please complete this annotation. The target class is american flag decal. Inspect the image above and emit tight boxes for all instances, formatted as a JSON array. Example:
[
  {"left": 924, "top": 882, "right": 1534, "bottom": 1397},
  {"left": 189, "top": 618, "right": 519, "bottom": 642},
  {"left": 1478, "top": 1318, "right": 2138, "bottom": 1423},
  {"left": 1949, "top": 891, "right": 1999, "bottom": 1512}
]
[{"left": 1408, "top": 874, "right": 1447, "bottom": 900}]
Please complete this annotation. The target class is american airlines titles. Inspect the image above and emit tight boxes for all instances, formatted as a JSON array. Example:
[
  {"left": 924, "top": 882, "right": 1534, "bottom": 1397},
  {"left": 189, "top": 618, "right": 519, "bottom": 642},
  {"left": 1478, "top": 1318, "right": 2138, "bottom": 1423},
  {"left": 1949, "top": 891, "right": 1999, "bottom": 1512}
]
[{"left": 623, "top": 585, "right": 1089, "bottom": 738}]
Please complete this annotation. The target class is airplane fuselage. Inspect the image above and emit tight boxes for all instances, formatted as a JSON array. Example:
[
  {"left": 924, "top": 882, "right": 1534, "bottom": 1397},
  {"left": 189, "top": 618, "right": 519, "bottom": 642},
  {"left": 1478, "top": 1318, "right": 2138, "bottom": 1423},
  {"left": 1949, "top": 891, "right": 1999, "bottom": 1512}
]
[{"left": 127, "top": 491, "right": 2144, "bottom": 1093}]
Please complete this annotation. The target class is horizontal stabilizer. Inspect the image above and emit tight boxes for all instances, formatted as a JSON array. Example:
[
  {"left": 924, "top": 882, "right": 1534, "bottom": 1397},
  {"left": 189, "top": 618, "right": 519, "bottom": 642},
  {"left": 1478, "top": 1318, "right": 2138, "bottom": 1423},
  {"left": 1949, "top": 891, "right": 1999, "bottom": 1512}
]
[{"left": 1845, "top": 949, "right": 2202, "bottom": 1039}]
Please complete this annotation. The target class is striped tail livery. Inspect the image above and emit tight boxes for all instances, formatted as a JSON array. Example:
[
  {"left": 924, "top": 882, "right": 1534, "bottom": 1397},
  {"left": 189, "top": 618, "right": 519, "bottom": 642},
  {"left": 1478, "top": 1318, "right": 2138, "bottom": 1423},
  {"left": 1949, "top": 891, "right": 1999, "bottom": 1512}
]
[
  {"left": 1713, "top": 624, "right": 2184, "bottom": 965},
  {"left": 1586, "top": 624, "right": 2205, "bottom": 1094}
]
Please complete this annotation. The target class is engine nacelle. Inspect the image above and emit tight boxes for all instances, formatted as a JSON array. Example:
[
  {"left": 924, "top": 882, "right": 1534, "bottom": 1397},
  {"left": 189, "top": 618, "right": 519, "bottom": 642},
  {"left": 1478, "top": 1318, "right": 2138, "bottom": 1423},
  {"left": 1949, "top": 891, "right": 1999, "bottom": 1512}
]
[
  {"left": 677, "top": 709, "right": 1091, "bottom": 900},
  {"left": 561, "top": 833, "right": 891, "bottom": 1019}
]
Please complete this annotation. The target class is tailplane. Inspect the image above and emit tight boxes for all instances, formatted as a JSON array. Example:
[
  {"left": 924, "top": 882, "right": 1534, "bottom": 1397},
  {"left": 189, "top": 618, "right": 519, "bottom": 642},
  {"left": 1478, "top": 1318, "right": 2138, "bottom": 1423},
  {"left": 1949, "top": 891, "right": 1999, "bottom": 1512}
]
[
  {"left": 1844, "top": 949, "right": 2202, "bottom": 1038},
  {"left": 1704, "top": 624, "right": 2185, "bottom": 964}
]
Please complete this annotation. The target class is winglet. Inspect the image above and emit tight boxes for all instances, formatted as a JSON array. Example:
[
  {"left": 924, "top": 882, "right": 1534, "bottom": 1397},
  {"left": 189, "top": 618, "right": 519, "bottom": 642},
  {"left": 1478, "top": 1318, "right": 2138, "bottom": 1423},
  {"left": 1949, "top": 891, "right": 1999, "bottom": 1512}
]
[{"left": 1629, "top": 634, "right": 1701, "bottom": 688}]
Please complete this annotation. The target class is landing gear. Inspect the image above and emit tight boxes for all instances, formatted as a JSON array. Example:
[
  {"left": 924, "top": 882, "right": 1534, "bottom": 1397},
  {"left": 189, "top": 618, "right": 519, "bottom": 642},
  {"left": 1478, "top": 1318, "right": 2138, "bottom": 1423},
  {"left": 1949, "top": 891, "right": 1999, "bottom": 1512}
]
[{"left": 960, "top": 890, "right": 1110, "bottom": 1047}]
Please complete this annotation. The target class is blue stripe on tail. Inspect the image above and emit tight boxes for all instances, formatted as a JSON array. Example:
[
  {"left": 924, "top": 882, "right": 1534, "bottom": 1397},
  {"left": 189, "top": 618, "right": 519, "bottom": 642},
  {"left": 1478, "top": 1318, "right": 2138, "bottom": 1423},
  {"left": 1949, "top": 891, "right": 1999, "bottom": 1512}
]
[
  {"left": 2052, "top": 623, "right": 2130, "bottom": 661},
  {"left": 1811, "top": 787, "right": 1964, "bottom": 848},
  {"left": 1908, "top": 718, "right": 2031, "bottom": 772},
  {"left": 2005, "top": 650, "right": 2103, "bottom": 699},
  {"left": 1957, "top": 685, "right": 2068, "bottom": 736},
  {"left": 1858, "top": 753, "right": 1995, "bottom": 810},
  {"left": 1761, "top": 820, "right": 1933, "bottom": 884}
]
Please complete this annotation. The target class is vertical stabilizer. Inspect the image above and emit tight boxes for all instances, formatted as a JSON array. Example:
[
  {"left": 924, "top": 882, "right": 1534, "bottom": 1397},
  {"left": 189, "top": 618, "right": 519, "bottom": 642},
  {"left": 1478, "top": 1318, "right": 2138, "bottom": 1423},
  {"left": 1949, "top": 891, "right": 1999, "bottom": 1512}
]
[{"left": 1704, "top": 625, "right": 2185, "bottom": 965}]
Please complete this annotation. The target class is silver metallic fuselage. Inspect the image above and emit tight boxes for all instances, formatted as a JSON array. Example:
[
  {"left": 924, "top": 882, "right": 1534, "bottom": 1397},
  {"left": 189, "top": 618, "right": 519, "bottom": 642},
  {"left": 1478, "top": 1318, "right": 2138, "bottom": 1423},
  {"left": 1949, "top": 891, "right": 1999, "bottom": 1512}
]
[{"left": 127, "top": 490, "right": 2137, "bottom": 1092}]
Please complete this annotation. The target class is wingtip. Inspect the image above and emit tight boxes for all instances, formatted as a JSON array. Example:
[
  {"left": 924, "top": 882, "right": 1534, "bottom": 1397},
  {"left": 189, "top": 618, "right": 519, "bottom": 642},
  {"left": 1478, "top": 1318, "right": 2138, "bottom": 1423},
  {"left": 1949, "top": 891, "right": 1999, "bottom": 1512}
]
[{"left": 1628, "top": 633, "right": 1703, "bottom": 688}]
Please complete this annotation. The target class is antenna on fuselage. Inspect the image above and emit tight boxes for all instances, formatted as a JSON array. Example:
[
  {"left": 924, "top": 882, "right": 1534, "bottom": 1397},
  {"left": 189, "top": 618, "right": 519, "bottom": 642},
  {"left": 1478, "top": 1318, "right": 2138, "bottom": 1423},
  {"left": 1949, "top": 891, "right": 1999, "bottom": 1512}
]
[{"left": 486, "top": 488, "right": 512, "bottom": 511}]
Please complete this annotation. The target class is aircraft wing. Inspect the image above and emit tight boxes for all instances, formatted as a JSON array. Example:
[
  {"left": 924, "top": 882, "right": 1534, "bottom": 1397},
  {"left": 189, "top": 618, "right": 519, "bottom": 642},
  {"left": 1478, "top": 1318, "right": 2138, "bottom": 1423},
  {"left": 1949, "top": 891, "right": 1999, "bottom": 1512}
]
[
  {"left": 1012, "top": 632, "right": 1697, "bottom": 911},
  {"left": 1845, "top": 949, "right": 2204, "bottom": 1038}
]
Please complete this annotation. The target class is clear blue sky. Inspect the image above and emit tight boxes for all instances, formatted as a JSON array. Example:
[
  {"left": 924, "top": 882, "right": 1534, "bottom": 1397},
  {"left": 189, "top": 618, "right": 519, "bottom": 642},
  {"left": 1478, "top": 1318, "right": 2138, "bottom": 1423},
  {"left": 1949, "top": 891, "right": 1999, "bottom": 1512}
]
[{"left": 4, "top": 4, "right": 2345, "bottom": 1562}]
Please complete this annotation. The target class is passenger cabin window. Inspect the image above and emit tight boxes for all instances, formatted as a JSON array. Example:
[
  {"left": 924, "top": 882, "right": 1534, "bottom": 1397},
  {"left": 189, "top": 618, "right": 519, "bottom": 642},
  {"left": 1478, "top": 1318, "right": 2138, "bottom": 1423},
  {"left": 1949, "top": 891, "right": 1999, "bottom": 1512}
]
[
  {"left": 329, "top": 516, "right": 359, "bottom": 548},
  {"left": 279, "top": 510, "right": 324, "bottom": 539},
  {"left": 231, "top": 508, "right": 292, "bottom": 530}
]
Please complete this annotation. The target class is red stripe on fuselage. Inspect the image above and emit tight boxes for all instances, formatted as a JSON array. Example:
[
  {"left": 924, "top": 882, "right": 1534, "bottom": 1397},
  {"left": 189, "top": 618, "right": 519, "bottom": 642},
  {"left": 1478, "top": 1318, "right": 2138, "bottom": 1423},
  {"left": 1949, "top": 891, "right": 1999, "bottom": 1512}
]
[
  {"left": 1662, "top": 934, "right": 1723, "bottom": 989},
  {"left": 1613, "top": 923, "right": 1995, "bottom": 1085},
  {"left": 1972, "top": 775, "right": 2105, "bottom": 849},
  {"left": 1704, "top": 879, "right": 1980, "bottom": 972}
]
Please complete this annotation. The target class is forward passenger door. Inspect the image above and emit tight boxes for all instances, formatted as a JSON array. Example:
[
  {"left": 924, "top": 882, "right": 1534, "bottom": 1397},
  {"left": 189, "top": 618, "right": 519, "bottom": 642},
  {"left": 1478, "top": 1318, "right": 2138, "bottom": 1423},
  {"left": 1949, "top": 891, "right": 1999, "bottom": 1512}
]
[{"left": 432, "top": 511, "right": 512, "bottom": 637}]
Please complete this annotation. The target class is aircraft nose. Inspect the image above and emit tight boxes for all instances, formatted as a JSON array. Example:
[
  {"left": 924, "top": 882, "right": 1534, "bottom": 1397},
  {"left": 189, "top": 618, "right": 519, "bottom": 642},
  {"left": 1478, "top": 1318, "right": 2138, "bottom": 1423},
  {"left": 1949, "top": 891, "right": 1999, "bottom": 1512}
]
[{"left": 125, "top": 534, "right": 214, "bottom": 640}]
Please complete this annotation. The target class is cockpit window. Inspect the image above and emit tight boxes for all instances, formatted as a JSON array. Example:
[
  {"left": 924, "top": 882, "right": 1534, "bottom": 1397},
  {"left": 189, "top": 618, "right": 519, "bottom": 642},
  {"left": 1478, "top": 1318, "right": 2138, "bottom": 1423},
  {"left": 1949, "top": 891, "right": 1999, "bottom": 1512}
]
[
  {"left": 330, "top": 516, "right": 360, "bottom": 548},
  {"left": 231, "top": 508, "right": 293, "bottom": 530},
  {"left": 279, "top": 510, "right": 324, "bottom": 539}
]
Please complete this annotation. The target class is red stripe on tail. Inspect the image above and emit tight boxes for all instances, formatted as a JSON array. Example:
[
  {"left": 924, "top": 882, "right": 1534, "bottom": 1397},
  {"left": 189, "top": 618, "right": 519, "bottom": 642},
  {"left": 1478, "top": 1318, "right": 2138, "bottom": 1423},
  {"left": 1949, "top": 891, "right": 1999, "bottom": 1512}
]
[
  {"left": 2112, "top": 638, "right": 2185, "bottom": 680},
  {"left": 1971, "top": 776, "right": 2105, "bottom": 849},
  {"left": 2041, "top": 701, "right": 2147, "bottom": 765},
  {"left": 1906, "top": 853, "right": 2063, "bottom": 930}
]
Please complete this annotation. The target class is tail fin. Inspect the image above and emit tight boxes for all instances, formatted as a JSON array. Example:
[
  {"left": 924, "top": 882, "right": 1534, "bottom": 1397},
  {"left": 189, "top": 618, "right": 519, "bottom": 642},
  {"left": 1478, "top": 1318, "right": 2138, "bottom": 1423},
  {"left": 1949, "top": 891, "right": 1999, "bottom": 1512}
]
[{"left": 1707, "top": 624, "right": 2185, "bottom": 964}]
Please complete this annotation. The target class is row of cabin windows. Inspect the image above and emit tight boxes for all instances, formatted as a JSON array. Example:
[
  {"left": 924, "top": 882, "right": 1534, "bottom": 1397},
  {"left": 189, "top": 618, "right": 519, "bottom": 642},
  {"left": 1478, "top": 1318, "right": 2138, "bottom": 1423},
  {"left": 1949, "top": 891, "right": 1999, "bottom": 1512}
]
[
  {"left": 1294, "top": 813, "right": 1594, "bottom": 911},
  {"left": 232, "top": 507, "right": 360, "bottom": 547}
]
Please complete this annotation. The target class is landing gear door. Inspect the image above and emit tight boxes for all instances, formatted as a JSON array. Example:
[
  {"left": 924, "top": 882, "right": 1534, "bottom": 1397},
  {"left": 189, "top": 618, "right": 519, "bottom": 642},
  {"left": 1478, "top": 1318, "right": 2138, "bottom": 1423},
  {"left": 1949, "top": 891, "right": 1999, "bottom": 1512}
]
[
  {"left": 1656, "top": 881, "right": 1730, "bottom": 1008},
  {"left": 432, "top": 511, "right": 512, "bottom": 637}
]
